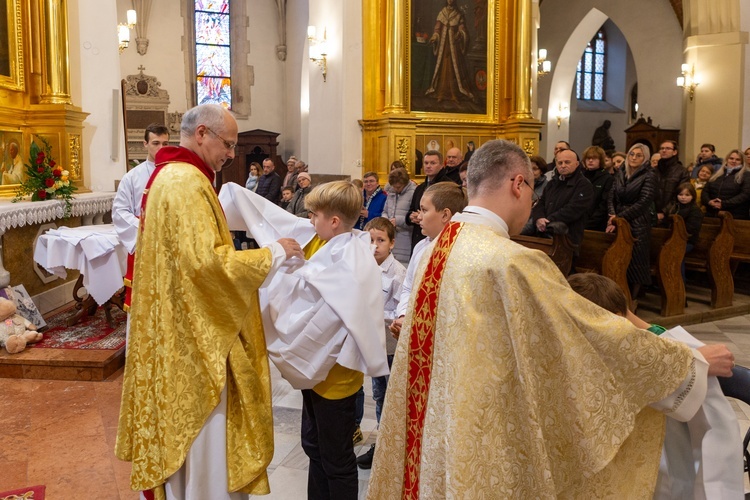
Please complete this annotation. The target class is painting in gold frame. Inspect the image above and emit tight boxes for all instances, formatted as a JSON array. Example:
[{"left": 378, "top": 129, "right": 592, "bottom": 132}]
[
  {"left": 0, "top": 0, "right": 25, "bottom": 91},
  {"left": 411, "top": 0, "right": 489, "bottom": 115},
  {"left": 0, "top": 129, "right": 25, "bottom": 187}
]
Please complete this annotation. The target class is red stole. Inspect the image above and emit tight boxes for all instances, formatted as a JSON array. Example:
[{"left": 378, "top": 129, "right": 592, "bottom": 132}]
[
  {"left": 123, "top": 146, "right": 216, "bottom": 309},
  {"left": 403, "top": 221, "right": 463, "bottom": 499}
]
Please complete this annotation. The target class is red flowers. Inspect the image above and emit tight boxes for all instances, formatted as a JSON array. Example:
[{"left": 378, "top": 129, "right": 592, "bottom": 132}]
[
  {"left": 52, "top": 169, "right": 61, "bottom": 178},
  {"left": 45, "top": 178, "right": 55, "bottom": 187},
  {"left": 37, "top": 167, "right": 44, "bottom": 173},
  {"left": 49, "top": 160, "right": 56, "bottom": 168},
  {"left": 37, "top": 190, "right": 47, "bottom": 200}
]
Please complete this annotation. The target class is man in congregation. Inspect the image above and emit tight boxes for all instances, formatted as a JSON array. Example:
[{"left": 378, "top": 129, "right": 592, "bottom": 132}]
[
  {"left": 367, "top": 139, "right": 734, "bottom": 499},
  {"left": 443, "top": 146, "right": 463, "bottom": 184},
  {"left": 655, "top": 140, "right": 690, "bottom": 221},
  {"left": 256, "top": 157, "right": 282, "bottom": 203},
  {"left": 115, "top": 104, "right": 303, "bottom": 499},
  {"left": 405, "top": 150, "right": 449, "bottom": 251},
  {"left": 522, "top": 148, "right": 594, "bottom": 248}
]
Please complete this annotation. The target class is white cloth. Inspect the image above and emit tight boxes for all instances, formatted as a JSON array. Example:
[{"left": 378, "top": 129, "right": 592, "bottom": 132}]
[
  {"left": 653, "top": 326, "right": 743, "bottom": 500},
  {"left": 112, "top": 160, "right": 155, "bottom": 254},
  {"left": 218, "top": 182, "right": 389, "bottom": 389},
  {"left": 34, "top": 224, "right": 127, "bottom": 305},
  {"left": 395, "top": 236, "right": 431, "bottom": 318}
]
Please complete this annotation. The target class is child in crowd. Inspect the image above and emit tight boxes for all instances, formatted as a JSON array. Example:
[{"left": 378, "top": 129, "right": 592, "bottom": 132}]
[
  {"left": 567, "top": 273, "right": 742, "bottom": 499},
  {"left": 390, "top": 182, "right": 467, "bottom": 337},
  {"left": 691, "top": 164, "right": 713, "bottom": 210},
  {"left": 664, "top": 182, "right": 704, "bottom": 281},
  {"left": 355, "top": 217, "right": 406, "bottom": 469},
  {"left": 279, "top": 186, "right": 294, "bottom": 210}
]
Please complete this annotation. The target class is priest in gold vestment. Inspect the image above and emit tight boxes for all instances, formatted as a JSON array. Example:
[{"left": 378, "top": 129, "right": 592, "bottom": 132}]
[
  {"left": 367, "top": 140, "right": 734, "bottom": 499},
  {"left": 115, "top": 104, "right": 303, "bottom": 499}
]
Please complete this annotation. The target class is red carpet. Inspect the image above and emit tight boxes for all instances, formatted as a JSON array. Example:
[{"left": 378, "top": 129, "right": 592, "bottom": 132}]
[
  {"left": 30, "top": 306, "right": 126, "bottom": 350},
  {"left": 0, "top": 484, "right": 45, "bottom": 499}
]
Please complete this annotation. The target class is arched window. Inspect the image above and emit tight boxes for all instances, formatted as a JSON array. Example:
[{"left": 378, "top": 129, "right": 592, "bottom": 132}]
[
  {"left": 576, "top": 30, "right": 606, "bottom": 101},
  {"left": 194, "top": 0, "right": 231, "bottom": 108},
  {"left": 186, "top": 1, "right": 250, "bottom": 116}
]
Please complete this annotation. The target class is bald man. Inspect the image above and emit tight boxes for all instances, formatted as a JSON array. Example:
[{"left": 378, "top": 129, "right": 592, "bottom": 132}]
[{"left": 443, "top": 147, "right": 464, "bottom": 185}]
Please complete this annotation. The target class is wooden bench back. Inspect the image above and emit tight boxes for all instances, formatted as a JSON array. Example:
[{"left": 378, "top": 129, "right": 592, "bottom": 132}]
[
  {"left": 685, "top": 211, "right": 735, "bottom": 307},
  {"left": 578, "top": 217, "right": 634, "bottom": 309},
  {"left": 649, "top": 215, "right": 687, "bottom": 316},
  {"left": 511, "top": 233, "right": 576, "bottom": 276}
]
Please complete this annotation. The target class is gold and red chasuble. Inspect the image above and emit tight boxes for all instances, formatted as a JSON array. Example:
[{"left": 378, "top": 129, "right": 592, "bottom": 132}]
[{"left": 403, "top": 221, "right": 463, "bottom": 500}]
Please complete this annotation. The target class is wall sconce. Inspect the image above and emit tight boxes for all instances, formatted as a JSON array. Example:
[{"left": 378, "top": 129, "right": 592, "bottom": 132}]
[
  {"left": 676, "top": 63, "right": 700, "bottom": 101},
  {"left": 537, "top": 48, "right": 551, "bottom": 77},
  {"left": 556, "top": 102, "right": 570, "bottom": 129},
  {"left": 307, "top": 25, "right": 328, "bottom": 82},
  {"left": 118, "top": 9, "right": 137, "bottom": 54}
]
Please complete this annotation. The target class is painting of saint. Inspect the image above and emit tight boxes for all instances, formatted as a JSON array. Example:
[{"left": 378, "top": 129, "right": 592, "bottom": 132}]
[
  {"left": 412, "top": 0, "right": 488, "bottom": 114},
  {"left": 0, "top": 131, "right": 24, "bottom": 185}
]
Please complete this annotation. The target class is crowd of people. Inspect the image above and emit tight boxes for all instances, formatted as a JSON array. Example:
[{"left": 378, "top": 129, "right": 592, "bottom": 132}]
[{"left": 112, "top": 106, "right": 742, "bottom": 500}]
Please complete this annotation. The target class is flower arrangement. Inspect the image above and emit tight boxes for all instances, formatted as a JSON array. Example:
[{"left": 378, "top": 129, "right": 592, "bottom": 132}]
[{"left": 13, "top": 136, "right": 76, "bottom": 213}]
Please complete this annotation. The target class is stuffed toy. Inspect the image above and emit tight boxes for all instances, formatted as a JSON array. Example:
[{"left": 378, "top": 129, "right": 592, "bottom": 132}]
[{"left": 0, "top": 297, "right": 42, "bottom": 354}]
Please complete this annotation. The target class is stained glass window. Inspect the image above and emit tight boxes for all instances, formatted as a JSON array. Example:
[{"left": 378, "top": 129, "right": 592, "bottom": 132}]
[
  {"left": 195, "top": 0, "right": 231, "bottom": 108},
  {"left": 576, "top": 30, "right": 606, "bottom": 101}
]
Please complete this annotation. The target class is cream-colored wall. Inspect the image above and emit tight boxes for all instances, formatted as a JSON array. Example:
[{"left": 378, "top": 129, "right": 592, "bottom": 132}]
[
  {"left": 69, "top": 0, "right": 127, "bottom": 192},
  {"left": 538, "top": 0, "right": 683, "bottom": 159},
  {"left": 305, "top": 0, "right": 363, "bottom": 178}
]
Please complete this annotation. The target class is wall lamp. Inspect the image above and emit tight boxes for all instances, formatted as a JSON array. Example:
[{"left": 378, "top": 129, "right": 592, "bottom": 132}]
[
  {"left": 118, "top": 9, "right": 137, "bottom": 54},
  {"left": 676, "top": 64, "right": 700, "bottom": 101},
  {"left": 307, "top": 26, "right": 328, "bottom": 82},
  {"left": 537, "top": 48, "right": 551, "bottom": 77},
  {"left": 556, "top": 102, "right": 569, "bottom": 129}
]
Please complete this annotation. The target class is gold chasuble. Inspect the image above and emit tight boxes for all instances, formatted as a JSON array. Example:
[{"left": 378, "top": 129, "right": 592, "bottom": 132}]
[
  {"left": 115, "top": 154, "right": 274, "bottom": 496},
  {"left": 368, "top": 220, "right": 696, "bottom": 499}
]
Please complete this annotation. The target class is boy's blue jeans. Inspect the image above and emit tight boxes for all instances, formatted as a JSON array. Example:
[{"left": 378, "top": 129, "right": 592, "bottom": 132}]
[{"left": 355, "top": 355, "right": 394, "bottom": 426}]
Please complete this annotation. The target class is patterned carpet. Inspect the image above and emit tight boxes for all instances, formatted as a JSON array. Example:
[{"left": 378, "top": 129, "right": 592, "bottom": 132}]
[{"left": 30, "top": 306, "right": 126, "bottom": 350}]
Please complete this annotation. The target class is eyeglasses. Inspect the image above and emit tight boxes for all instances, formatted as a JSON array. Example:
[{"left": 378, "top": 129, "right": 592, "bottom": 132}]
[
  {"left": 205, "top": 127, "right": 237, "bottom": 151},
  {"left": 514, "top": 177, "right": 539, "bottom": 208},
  {"left": 628, "top": 152, "right": 644, "bottom": 158},
  {"left": 659, "top": 146, "right": 675, "bottom": 151}
]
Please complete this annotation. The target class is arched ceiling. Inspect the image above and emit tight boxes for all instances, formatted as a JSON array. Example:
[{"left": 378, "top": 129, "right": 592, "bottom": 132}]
[{"left": 539, "top": 0, "right": 683, "bottom": 28}]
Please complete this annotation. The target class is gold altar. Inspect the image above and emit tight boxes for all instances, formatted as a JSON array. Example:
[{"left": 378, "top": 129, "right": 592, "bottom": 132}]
[
  {"left": 361, "top": 0, "right": 541, "bottom": 178},
  {"left": 0, "top": 0, "right": 88, "bottom": 197}
]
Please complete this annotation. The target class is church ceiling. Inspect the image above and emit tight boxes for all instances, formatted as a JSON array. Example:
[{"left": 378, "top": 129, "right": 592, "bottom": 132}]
[{"left": 539, "top": 0, "right": 683, "bottom": 28}]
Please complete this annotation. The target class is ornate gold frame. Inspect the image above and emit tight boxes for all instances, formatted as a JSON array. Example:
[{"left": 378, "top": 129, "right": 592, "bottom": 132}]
[{"left": 0, "top": 0, "right": 25, "bottom": 91}]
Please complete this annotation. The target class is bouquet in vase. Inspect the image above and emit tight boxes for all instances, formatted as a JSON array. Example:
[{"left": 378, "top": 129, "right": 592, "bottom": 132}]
[{"left": 13, "top": 136, "right": 76, "bottom": 214}]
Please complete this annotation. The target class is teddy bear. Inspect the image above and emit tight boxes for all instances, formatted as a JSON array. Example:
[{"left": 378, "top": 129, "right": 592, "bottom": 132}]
[{"left": 0, "top": 297, "right": 42, "bottom": 354}]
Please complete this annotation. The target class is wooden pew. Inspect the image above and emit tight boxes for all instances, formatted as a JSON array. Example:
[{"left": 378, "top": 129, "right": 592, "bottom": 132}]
[
  {"left": 649, "top": 215, "right": 688, "bottom": 316},
  {"left": 719, "top": 218, "right": 750, "bottom": 270},
  {"left": 511, "top": 231, "right": 576, "bottom": 276},
  {"left": 578, "top": 217, "right": 635, "bottom": 309},
  {"left": 685, "top": 211, "right": 735, "bottom": 308}
]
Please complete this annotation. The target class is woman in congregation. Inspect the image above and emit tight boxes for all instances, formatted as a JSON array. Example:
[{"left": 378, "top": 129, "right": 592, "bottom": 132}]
[
  {"left": 286, "top": 171, "right": 313, "bottom": 218},
  {"left": 245, "top": 162, "right": 260, "bottom": 192},
  {"left": 701, "top": 149, "right": 750, "bottom": 220},
  {"left": 356, "top": 171, "right": 387, "bottom": 230},
  {"left": 691, "top": 164, "right": 713, "bottom": 211},
  {"left": 529, "top": 155, "right": 549, "bottom": 200},
  {"left": 581, "top": 146, "right": 614, "bottom": 231},
  {"left": 381, "top": 167, "right": 416, "bottom": 265},
  {"left": 607, "top": 143, "right": 656, "bottom": 299}
]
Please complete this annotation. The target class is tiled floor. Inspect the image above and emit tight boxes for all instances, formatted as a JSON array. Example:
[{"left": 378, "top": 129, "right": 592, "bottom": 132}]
[{"left": 2, "top": 316, "right": 750, "bottom": 499}]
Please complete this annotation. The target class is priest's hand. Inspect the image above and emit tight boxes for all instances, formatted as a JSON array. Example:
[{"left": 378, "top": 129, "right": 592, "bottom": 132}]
[
  {"left": 277, "top": 238, "right": 304, "bottom": 261},
  {"left": 697, "top": 344, "right": 734, "bottom": 377}
]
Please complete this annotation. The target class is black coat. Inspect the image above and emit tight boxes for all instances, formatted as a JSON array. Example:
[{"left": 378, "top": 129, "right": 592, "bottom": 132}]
[
  {"left": 608, "top": 165, "right": 656, "bottom": 286},
  {"left": 256, "top": 171, "right": 282, "bottom": 204},
  {"left": 701, "top": 169, "right": 750, "bottom": 220},
  {"left": 666, "top": 202, "right": 704, "bottom": 245},
  {"left": 530, "top": 167, "right": 594, "bottom": 245},
  {"left": 405, "top": 168, "right": 450, "bottom": 251},
  {"left": 656, "top": 156, "right": 690, "bottom": 214},
  {"left": 583, "top": 168, "right": 614, "bottom": 231}
]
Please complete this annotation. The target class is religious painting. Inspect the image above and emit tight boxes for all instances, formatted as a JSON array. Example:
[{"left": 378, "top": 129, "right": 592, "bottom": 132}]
[
  {"left": 0, "top": 129, "right": 24, "bottom": 186},
  {"left": 411, "top": 0, "right": 488, "bottom": 115},
  {"left": 0, "top": 0, "right": 25, "bottom": 91}
]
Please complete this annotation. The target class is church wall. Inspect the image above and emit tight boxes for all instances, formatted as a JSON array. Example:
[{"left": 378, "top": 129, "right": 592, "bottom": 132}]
[
  {"left": 538, "top": 0, "right": 683, "bottom": 159},
  {"left": 741, "top": 1, "right": 750, "bottom": 150},
  {"left": 305, "top": 0, "right": 363, "bottom": 179},
  {"left": 69, "top": 0, "right": 127, "bottom": 192}
]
